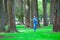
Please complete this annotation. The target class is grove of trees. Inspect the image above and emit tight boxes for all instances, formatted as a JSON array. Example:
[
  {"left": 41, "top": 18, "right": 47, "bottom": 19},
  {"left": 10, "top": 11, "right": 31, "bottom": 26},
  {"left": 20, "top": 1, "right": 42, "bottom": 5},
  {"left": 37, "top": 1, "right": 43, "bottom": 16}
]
[{"left": 0, "top": 0, "right": 60, "bottom": 32}]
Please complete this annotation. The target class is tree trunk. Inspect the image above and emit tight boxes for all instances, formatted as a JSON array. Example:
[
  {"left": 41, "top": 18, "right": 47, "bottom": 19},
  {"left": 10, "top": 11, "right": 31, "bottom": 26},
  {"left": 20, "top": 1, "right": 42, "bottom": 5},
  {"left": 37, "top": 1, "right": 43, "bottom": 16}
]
[
  {"left": 32, "top": 0, "right": 40, "bottom": 27},
  {"left": 50, "top": 0, "right": 54, "bottom": 24},
  {"left": 43, "top": 0, "right": 48, "bottom": 26},
  {"left": 30, "top": 0, "right": 33, "bottom": 28},
  {"left": 7, "top": 0, "right": 18, "bottom": 32},
  {"left": 20, "top": 0, "right": 24, "bottom": 24},
  {"left": 53, "top": 0, "right": 60, "bottom": 32},
  {"left": 18, "top": 0, "right": 24, "bottom": 24},
  {"left": 23, "top": 0, "right": 26, "bottom": 24},
  {"left": 3, "top": 0, "right": 8, "bottom": 26},
  {"left": 0, "top": 0, "right": 6, "bottom": 32},
  {"left": 25, "top": 0, "right": 30, "bottom": 27}
]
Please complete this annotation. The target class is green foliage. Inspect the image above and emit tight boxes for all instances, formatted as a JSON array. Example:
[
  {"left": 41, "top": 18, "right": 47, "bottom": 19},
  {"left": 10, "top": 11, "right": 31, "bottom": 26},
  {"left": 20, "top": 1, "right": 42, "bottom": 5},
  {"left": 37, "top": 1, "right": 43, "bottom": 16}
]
[
  {"left": 38, "top": 0, "right": 43, "bottom": 18},
  {"left": 15, "top": 0, "right": 50, "bottom": 20},
  {"left": 47, "top": 3, "right": 50, "bottom": 17},
  {"left": 38, "top": 0, "right": 50, "bottom": 18},
  {"left": 15, "top": 0, "right": 24, "bottom": 21},
  {"left": 15, "top": 7, "right": 24, "bottom": 21},
  {"left": 47, "top": 0, "right": 50, "bottom": 3}
]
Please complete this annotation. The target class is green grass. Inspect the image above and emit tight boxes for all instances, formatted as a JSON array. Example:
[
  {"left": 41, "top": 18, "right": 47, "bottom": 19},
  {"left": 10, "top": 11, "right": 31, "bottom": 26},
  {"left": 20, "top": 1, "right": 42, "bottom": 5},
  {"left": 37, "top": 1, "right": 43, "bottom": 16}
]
[{"left": 0, "top": 25, "right": 60, "bottom": 40}]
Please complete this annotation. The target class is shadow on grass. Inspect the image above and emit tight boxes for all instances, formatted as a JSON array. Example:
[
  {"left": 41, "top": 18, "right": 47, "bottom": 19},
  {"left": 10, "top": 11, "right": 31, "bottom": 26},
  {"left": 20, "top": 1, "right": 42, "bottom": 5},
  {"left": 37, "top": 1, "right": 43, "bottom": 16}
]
[{"left": 0, "top": 35, "right": 14, "bottom": 38}]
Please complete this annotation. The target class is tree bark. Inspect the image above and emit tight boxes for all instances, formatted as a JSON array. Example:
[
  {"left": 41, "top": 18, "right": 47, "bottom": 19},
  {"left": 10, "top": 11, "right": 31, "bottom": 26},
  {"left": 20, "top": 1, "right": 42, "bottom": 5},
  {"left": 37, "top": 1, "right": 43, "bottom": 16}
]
[
  {"left": 25, "top": 0, "right": 30, "bottom": 27},
  {"left": 50, "top": 0, "right": 54, "bottom": 24},
  {"left": 3, "top": 0, "right": 8, "bottom": 26},
  {"left": 7, "top": 0, "right": 18, "bottom": 32},
  {"left": 32, "top": 0, "right": 40, "bottom": 27},
  {"left": 53, "top": 0, "right": 60, "bottom": 32},
  {"left": 0, "top": 0, "right": 6, "bottom": 32},
  {"left": 18, "top": 0, "right": 24, "bottom": 24},
  {"left": 43, "top": 0, "right": 48, "bottom": 26},
  {"left": 20, "top": 0, "right": 24, "bottom": 24},
  {"left": 30, "top": 0, "right": 33, "bottom": 28}
]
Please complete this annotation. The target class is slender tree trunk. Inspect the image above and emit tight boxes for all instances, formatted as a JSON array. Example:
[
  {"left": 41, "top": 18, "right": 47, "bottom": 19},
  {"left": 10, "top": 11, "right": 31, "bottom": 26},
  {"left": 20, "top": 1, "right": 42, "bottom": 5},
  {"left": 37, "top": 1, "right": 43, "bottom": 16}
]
[
  {"left": 53, "top": 0, "right": 60, "bottom": 32},
  {"left": 3, "top": 0, "right": 8, "bottom": 26},
  {"left": 25, "top": 0, "right": 30, "bottom": 27},
  {"left": 18, "top": 0, "right": 24, "bottom": 24},
  {"left": 50, "top": 0, "right": 54, "bottom": 24},
  {"left": 43, "top": 0, "right": 48, "bottom": 26},
  {"left": 30, "top": 0, "right": 33, "bottom": 28},
  {"left": 7, "top": 0, "right": 18, "bottom": 32},
  {"left": 0, "top": 0, "right": 6, "bottom": 32},
  {"left": 23, "top": 0, "right": 26, "bottom": 24},
  {"left": 20, "top": 0, "right": 24, "bottom": 24},
  {"left": 32, "top": 0, "right": 40, "bottom": 27}
]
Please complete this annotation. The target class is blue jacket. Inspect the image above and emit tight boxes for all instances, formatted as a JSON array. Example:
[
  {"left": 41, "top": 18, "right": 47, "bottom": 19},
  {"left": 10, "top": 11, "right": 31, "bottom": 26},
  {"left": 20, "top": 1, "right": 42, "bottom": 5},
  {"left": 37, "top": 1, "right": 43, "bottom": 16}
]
[{"left": 33, "top": 17, "right": 38, "bottom": 24}]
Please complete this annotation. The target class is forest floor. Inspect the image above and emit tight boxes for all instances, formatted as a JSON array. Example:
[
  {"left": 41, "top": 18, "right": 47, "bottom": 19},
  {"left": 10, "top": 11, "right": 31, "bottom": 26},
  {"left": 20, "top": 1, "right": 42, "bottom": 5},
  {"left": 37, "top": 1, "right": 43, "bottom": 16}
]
[{"left": 0, "top": 25, "right": 60, "bottom": 40}]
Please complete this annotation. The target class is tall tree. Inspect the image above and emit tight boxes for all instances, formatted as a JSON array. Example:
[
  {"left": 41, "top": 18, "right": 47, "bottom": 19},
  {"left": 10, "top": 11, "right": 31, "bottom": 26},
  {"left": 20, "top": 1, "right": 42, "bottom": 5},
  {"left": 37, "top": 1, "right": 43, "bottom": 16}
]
[
  {"left": 25, "top": 0, "right": 30, "bottom": 27},
  {"left": 20, "top": 0, "right": 24, "bottom": 24},
  {"left": 7, "top": 0, "right": 18, "bottom": 32},
  {"left": 17, "top": 0, "right": 24, "bottom": 24},
  {"left": 23, "top": 0, "right": 26, "bottom": 24},
  {"left": 43, "top": 0, "right": 48, "bottom": 26},
  {"left": 50, "top": 0, "right": 54, "bottom": 24},
  {"left": 3, "top": 0, "right": 8, "bottom": 26},
  {"left": 53, "top": 0, "right": 60, "bottom": 32},
  {"left": 0, "top": 0, "right": 6, "bottom": 32},
  {"left": 32, "top": 0, "right": 40, "bottom": 27},
  {"left": 30, "top": 0, "right": 33, "bottom": 28}
]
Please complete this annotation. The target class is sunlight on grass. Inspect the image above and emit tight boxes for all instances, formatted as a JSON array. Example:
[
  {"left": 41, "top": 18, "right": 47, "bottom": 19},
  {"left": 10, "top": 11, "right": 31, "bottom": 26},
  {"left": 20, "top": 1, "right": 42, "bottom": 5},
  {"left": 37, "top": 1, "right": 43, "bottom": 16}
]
[{"left": 0, "top": 25, "right": 60, "bottom": 40}]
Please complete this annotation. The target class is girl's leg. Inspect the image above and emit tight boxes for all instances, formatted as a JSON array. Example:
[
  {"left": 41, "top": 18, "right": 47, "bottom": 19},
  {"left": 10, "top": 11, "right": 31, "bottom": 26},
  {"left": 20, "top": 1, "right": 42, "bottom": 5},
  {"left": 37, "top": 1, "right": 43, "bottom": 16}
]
[{"left": 34, "top": 24, "right": 36, "bottom": 32}]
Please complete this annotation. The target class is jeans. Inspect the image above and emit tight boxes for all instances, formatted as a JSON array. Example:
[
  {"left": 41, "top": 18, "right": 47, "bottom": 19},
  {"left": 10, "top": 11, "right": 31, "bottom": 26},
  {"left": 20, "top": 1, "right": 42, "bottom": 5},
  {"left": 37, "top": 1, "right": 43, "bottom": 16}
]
[{"left": 34, "top": 24, "right": 37, "bottom": 32}]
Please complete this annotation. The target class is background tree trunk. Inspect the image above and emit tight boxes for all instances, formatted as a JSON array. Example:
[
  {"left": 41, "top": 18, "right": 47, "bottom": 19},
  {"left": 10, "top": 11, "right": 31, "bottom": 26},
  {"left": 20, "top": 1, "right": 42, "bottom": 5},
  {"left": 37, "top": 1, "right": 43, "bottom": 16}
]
[
  {"left": 32, "top": 0, "right": 40, "bottom": 28},
  {"left": 18, "top": 0, "right": 24, "bottom": 24},
  {"left": 50, "top": 0, "right": 54, "bottom": 24},
  {"left": 30, "top": 0, "right": 33, "bottom": 28},
  {"left": 0, "top": 0, "right": 6, "bottom": 32},
  {"left": 53, "top": 0, "right": 60, "bottom": 32},
  {"left": 3, "top": 0, "right": 8, "bottom": 26},
  {"left": 7, "top": 0, "right": 17, "bottom": 32},
  {"left": 23, "top": 0, "right": 26, "bottom": 24},
  {"left": 43, "top": 0, "right": 48, "bottom": 26},
  {"left": 20, "top": 0, "right": 24, "bottom": 24},
  {"left": 25, "top": 0, "right": 30, "bottom": 27}
]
